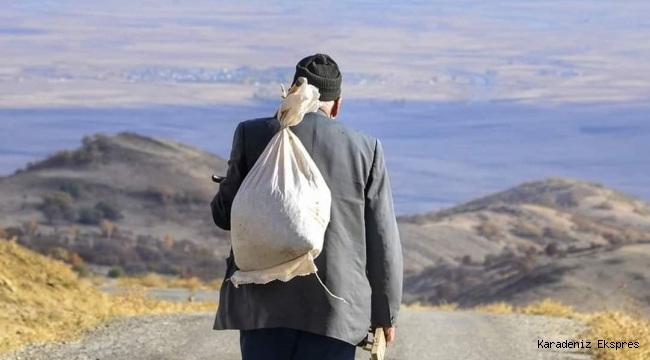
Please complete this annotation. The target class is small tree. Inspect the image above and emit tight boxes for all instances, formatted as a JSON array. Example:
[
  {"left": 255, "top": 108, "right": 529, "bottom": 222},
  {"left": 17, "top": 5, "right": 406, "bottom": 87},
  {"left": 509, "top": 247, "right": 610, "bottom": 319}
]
[
  {"left": 545, "top": 243, "right": 559, "bottom": 257},
  {"left": 69, "top": 252, "right": 85, "bottom": 266},
  {"left": 0, "top": 227, "right": 6, "bottom": 239},
  {"left": 23, "top": 217, "right": 38, "bottom": 235},
  {"left": 78, "top": 207, "right": 103, "bottom": 225},
  {"left": 95, "top": 201, "right": 123, "bottom": 221},
  {"left": 59, "top": 181, "right": 81, "bottom": 199},
  {"left": 107, "top": 266, "right": 125, "bottom": 278},
  {"left": 461, "top": 255, "right": 472, "bottom": 266},
  {"left": 101, "top": 220, "right": 115, "bottom": 239},
  {"left": 40, "top": 192, "right": 75, "bottom": 225}
]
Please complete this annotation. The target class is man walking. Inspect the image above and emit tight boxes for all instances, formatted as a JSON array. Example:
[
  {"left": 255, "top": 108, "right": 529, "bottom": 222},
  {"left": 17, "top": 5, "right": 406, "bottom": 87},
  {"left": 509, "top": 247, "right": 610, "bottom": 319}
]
[{"left": 211, "top": 53, "right": 403, "bottom": 360}]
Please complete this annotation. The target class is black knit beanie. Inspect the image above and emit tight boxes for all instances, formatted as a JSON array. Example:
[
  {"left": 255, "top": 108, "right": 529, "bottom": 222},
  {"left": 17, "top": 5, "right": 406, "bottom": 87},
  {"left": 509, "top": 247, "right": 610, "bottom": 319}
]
[{"left": 292, "top": 53, "right": 342, "bottom": 101}]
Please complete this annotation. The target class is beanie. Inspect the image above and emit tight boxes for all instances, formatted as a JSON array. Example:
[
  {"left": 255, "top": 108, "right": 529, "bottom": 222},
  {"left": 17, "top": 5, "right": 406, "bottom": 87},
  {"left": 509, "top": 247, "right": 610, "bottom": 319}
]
[{"left": 292, "top": 53, "right": 342, "bottom": 101}]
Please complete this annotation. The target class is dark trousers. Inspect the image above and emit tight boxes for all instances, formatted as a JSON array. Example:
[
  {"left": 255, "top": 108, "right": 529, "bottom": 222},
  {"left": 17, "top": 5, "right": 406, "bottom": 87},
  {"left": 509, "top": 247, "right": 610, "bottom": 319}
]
[{"left": 240, "top": 328, "right": 356, "bottom": 360}]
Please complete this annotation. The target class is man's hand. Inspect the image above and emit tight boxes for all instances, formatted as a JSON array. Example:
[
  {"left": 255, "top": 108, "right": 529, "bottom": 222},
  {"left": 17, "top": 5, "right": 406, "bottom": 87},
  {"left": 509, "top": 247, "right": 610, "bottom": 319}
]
[{"left": 383, "top": 327, "right": 395, "bottom": 345}]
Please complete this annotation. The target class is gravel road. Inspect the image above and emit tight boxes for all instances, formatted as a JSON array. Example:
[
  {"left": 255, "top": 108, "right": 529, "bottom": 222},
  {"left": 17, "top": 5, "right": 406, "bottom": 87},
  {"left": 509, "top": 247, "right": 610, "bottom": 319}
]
[{"left": 1, "top": 310, "right": 591, "bottom": 360}]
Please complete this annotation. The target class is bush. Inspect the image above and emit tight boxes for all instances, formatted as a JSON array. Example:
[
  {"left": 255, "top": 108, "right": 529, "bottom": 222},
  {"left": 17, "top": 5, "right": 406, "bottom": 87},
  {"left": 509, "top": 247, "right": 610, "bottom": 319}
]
[
  {"left": 4, "top": 226, "right": 23, "bottom": 239},
  {"left": 48, "top": 247, "right": 70, "bottom": 262},
  {"left": 94, "top": 201, "right": 123, "bottom": 221},
  {"left": 107, "top": 266, "right": 126, "bottom": 278},
  {"left": 78, "top": 207, "right": 103, "bottom": 225},
  {"left": 545, "top": 243, "right": 559, "bottom": 257},
  {"left": 40, "top": 192, "right": 76, "bottom": 224},
  {"left": 23, "top": 218, "right": 38, "bottom": 234},
  {"left": 100, "top": 220, "right": 116, "bottom": 239},
  {"left": 72, "top": 263, "right": 90, "bottom": 277},
  {"left": 59, "top": 181, "right": 81, "bottom": 199}
]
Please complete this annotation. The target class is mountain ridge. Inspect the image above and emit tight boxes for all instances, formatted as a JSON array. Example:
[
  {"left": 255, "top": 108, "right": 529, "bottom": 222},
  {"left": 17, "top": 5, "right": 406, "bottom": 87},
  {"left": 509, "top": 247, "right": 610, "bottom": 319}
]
[{"left": 1, "top": 132, "right": 649, "bottom": 313}]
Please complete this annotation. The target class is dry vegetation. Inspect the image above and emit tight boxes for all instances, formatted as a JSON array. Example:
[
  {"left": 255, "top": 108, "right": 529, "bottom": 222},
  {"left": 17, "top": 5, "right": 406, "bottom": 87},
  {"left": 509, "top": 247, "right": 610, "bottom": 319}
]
[
  {"left": 116, "top": 273, "right": 222, "bottom": 290},
  {"left": 0, "top": 239, "right": 218, "bottom": 354},
  {"left": 409, "top": 299, "right": 649, "bottom": 360}
]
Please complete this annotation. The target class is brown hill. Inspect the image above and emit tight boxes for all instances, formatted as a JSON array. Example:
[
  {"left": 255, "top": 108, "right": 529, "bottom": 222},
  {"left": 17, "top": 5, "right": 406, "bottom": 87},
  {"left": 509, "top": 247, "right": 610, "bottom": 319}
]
[
  {"left": 399, "top": 178, "right": 650, "bottom": 273},
  {"left": 0, "top": 132, "right": 228, "bottom": 242},
  {"left": 0, "top": 133, "right": 230, "bottom": 279},
  {"left": 1, "top": 134, "right": 649, "bottom": 314},
  {"left": 400, "top": 178, "right": 650, "bottom": 314}
]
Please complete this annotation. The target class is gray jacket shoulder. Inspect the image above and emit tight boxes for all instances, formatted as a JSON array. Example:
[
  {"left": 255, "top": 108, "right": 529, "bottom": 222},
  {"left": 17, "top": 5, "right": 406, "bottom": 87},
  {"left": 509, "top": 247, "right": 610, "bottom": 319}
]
[{"left": 242, "top": 113, "right": 377, "bottom": 149}]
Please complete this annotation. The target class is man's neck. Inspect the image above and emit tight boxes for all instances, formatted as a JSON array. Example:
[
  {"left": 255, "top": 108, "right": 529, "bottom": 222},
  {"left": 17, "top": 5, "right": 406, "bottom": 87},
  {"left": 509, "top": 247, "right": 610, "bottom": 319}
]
[{"left": 318, "top": 107, "right": 333, "bottom": 118}]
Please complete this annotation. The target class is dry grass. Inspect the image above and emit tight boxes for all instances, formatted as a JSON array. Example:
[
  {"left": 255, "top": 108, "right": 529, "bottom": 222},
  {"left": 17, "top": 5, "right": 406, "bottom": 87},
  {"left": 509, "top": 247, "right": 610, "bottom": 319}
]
[
  {"left": 117, "top": 273, "right": 222, "bottom": 291},
  {"left": 0, "top": 239, "right": 218, "bottom": 354},
  {"left": 519, "top": 299, "right": 581, "bottom": 319},
  {"left": 412, "top": 299, "right": 649, "bottom": 360},
  {"left": 405, "top": 302, "right": 458, "bottom": 312},
  {"left": 585, "top": 312, "right": 650, "bottom": 360},
  {"left": 473, "top": 302, "right": 514, "bottom": 314}
]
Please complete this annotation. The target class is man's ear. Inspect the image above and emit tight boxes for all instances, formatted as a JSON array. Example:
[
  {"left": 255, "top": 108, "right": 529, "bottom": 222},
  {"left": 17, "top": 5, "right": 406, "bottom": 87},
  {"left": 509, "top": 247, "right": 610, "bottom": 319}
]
[{"left": 331, "top": 96, "right": 343, "bottom": 118}]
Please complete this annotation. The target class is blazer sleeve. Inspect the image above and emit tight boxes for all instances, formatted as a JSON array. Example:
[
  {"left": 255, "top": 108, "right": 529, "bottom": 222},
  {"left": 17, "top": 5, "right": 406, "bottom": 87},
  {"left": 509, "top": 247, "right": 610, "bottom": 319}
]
[
  {"left": 364, "top": 139, "right": 404, "bottom": 327},
  {"left": 211, "top": 122, "right": 247, "bottom": 231}
]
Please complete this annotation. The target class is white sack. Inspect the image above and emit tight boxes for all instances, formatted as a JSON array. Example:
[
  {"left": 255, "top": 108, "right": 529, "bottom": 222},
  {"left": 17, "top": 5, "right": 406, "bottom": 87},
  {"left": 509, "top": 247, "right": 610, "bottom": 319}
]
[{"left": 229, "top": 78, "right": 335, "bottom": 293}]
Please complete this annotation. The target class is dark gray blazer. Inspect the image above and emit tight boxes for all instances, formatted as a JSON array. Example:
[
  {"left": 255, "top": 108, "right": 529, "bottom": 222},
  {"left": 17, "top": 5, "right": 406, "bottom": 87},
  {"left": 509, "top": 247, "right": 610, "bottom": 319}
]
[{"left": 211, "top": 110, "right": 403, "bottom": 346}]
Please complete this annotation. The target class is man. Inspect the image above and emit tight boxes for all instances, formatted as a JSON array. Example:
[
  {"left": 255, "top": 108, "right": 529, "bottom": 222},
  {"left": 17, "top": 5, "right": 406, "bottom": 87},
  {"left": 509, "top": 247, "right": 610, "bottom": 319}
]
[{"left": 211, "top": 53, "right": 403, "bottom": 360}]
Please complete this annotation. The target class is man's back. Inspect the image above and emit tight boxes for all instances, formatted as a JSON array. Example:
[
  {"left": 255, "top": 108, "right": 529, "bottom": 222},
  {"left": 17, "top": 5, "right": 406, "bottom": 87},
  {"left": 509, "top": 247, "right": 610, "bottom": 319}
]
[{"left": 212, "top": 111, "right": 403, "bottom": 346}]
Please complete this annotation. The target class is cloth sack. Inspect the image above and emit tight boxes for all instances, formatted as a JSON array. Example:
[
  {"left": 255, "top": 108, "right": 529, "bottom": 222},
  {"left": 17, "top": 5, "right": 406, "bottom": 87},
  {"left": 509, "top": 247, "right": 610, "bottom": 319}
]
[{"left": 229, "top": 78, "right": 346, "bottom": 303}]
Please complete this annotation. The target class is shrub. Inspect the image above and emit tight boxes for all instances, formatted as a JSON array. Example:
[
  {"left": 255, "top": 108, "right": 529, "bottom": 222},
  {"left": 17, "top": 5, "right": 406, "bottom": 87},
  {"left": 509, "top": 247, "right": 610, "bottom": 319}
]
[
  {"left": 69, "top": 253, "right": 84, "bottom": 266},
  {"left": 48, "top": 247, "right": 70, "bottom": 262},
  {"left": 545, "top": 243, "right": 559, "bottom": 257},
  {"left": 100, "top": 220, "right": 115, "bottom": 239},
  {"left": 40, "top": 192, "right": 76, "bottom": 224},
  {"left": 23, "top": 218, "right": 38, "bottom": 235},
  {"left": 78, "top": 207, "right": 103, "bottom": 225},
  {"left": 94, "top": 201, "right": 123, "bottom": 221},
  {"left": 72, "top": 263, "right": 90, "bottom": 277},
  {"left": 58, "top": 181, "right": 81, "bottom": 199},
  {"left": 0, "top": 227, "right": 6, "bottom": 239},
  {"left": 461, "top": 255, "right": 473, "bottom": 266},
  {"left": 4, "top": 226, "right": 23, "bottom": 238},
  {"left": 107, "top": 266, "right": 126, "bottom": 278}
]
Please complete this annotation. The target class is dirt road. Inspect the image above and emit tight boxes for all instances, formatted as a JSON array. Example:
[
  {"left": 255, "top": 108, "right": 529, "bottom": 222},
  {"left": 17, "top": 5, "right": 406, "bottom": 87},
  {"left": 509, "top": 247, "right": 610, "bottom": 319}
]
[{"left": 1, "top": 310, "right": 591, "bottom": 360}]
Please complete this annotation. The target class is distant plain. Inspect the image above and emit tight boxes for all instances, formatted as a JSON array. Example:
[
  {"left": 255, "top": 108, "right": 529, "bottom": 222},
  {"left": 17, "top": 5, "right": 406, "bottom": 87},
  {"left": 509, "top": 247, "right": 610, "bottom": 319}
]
[{"left": 1, "top": 0, "right": 649, "bottom": 213}]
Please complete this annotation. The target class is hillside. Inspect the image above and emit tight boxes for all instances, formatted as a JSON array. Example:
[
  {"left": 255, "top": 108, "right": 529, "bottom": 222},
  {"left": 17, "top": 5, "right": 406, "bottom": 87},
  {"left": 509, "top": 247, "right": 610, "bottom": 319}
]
[
  {"left": 1, "top": 134, "right": 650, "bottom": 314},
  {"left": 1, "top": 132, "right": 228, "bottom": 241},
  {"left": 0, "top": 133, "right": 230, "bottom": 279},
  {"left": 400, "top": 178, "right": 650, "bottom": 313},
  {"left": 0, "top": 239, "right": 216, "bottom": 354},
  {"left": 399, "top": 178, "right": 650, "bottom": 273}
]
